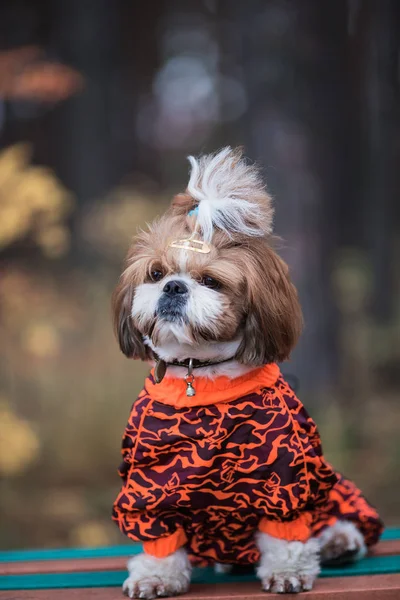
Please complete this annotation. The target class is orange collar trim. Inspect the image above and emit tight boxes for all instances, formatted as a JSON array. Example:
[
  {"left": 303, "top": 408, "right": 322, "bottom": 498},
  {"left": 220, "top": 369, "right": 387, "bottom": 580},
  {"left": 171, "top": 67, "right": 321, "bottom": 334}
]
[{"left": 145, "top": 363, "right": 280, "bottom": 408}]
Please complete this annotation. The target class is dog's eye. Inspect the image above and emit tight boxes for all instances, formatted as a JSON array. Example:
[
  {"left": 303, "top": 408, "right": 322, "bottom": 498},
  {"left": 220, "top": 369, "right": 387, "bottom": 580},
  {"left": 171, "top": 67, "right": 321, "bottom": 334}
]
[
  {"left": 201, "top": 275, "right": 220, "bottom": 289},
  {"left": 150, "top": 269, "right": 164, "bottom": 282}
]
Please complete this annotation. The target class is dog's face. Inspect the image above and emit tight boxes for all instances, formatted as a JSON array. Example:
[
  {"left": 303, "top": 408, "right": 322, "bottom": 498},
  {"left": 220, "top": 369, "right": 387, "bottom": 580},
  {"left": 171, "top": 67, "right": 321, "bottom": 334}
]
[
  {"left": 116, "top": 218, "right": 246, "bottom": 351},
  {"left": 113, "top": 214, "right": 302, "bottom": 365},
  {"left": 113, "top": 148, "right": 303, "bottom": 366}
]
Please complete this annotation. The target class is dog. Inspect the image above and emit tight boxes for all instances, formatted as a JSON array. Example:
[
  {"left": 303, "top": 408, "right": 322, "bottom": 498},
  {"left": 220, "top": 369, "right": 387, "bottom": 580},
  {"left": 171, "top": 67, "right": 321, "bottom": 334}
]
[{"left": 112, "top": 147, "right": 383, "bottom": 597}]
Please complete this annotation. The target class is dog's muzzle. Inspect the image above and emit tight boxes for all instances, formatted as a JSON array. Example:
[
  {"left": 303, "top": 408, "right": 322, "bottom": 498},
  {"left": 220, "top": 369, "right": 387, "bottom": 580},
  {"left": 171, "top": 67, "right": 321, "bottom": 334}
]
[{"left": 157, "top": 279, "right": 188, "bottom": 322}]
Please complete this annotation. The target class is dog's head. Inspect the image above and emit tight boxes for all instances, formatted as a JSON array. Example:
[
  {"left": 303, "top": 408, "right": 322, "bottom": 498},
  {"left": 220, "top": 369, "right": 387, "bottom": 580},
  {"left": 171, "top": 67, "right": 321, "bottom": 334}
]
[{"left": 113, "top": 147, "right": 302, "bottom": 366}]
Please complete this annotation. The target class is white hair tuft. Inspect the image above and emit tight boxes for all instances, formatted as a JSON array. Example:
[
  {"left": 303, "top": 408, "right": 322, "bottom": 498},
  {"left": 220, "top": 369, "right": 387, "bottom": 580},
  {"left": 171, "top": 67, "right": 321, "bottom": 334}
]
[{"left": 186, "top": 147, "right": 273, "bottom": 242}]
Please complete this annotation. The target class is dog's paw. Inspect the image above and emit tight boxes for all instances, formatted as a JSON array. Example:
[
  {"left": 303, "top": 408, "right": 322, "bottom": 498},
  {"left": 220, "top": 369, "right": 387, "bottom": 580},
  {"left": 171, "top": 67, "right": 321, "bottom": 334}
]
[
  {"left": 260, "top": 572, "right": 315, "bottom": 594},
  {"left": 123, "top": 549, "right": 192, "bottom": 599},
  {"left": 123, "top": 575, "right": 167, "bottom": 599},
  {"left": 256, "top": 533, "right": 320, "bottom": 594},
  {"left": 318, "top": 520, "right": 367, "bottom": 565}
]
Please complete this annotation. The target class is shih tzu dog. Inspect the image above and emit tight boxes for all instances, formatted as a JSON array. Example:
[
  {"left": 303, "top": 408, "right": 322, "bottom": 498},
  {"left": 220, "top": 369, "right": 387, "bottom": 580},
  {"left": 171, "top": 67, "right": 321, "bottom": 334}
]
[{"left": 112, "top": 148, "right": 382, "bottom": 597}]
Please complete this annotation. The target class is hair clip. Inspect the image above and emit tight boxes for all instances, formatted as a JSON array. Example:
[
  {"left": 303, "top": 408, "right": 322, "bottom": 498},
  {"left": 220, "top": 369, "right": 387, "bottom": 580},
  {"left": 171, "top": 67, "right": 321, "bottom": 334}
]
[{"left": 168, "top": 237, "right": 211, "bottom": 254}]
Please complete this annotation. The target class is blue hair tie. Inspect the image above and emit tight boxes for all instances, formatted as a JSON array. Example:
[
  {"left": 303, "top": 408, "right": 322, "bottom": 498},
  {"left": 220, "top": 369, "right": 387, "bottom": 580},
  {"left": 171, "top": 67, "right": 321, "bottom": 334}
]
[{"left": 188, "top": 206, "right": 199, "bottom": 217}]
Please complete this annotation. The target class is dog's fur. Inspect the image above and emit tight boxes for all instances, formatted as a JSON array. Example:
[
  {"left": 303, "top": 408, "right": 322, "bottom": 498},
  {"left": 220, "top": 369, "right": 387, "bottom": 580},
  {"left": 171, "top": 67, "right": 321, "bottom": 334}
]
[
  {"left": 113, "top": 148, "right": 367, "bottom": 597},
  {"left": 113, "top": 148, "right": 302, "bottom": 372}
]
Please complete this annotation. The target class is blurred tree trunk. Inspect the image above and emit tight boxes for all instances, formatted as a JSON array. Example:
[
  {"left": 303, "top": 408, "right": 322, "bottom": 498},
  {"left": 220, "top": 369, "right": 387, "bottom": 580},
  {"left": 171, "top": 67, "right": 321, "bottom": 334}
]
[
  {"left": 233, "top": 0, "right": 349, "bottom": 398},
  {"left": 48, "top": 0, "right": 164, "bottom": 260},
  {"left": 50, "top": 0, "right": 118, "bottom": 209},
  {"left": 116, "top": 0, "right": 164, "bottom": 183},
  {"left": 355, "top": 0, "right": 400, "bottom": 321},
  {"left": 336, "top": 0, "right": 400, "bottom": 406}
]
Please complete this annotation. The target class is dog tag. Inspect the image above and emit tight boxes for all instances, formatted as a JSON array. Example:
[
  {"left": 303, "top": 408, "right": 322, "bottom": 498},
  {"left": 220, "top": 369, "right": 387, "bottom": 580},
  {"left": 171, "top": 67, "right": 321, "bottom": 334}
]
[
  {"left": 186, "top": 379, "right": 196, "bottom": 396},
  {"left": 154, "top": 359, "right": 167, "bottom": 384},
  {"left": 185, "top": 359, "right": 196, "bottom": 396}
]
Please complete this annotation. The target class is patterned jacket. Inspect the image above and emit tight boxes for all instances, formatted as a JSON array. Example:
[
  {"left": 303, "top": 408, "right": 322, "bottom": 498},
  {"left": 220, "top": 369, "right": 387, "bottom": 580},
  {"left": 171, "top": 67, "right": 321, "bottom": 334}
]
[{"left": 112, "top": 363, "right": 383, "bottom": 565}]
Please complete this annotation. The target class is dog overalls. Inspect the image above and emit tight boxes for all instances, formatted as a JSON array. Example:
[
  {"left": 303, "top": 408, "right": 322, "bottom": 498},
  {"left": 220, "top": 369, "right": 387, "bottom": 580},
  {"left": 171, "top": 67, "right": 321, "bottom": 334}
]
[{"left": 112, "top": 363, "right": 383, "bottom": 565}]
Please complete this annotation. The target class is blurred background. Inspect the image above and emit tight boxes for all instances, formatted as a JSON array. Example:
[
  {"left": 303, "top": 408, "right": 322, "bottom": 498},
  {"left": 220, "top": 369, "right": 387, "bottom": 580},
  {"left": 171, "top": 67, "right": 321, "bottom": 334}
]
[{"left": 0, "top": 0, "right": 399, "bottom": 550}]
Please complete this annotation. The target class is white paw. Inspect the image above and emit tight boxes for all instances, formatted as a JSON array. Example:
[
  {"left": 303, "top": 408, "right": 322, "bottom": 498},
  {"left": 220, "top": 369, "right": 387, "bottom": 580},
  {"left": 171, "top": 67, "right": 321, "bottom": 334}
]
[
  {"left": 123, "top": 549, "right": 192, "bottom": 599},
  {"left": 318, "top": 520, "right": 367, "bottom": 564},
  {"left": 260, "top": 572, "right": 315, "bottom": 594},
  {"left": 256, "top": 533, "right": 320, "bottom": 594}
]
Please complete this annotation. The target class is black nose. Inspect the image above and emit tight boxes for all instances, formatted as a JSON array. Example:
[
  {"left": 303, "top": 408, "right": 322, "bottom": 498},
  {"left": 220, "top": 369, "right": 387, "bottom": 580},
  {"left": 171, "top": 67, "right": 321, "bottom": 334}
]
[{"left": 163, "top": 280, "right": 188, "bottom": 296}]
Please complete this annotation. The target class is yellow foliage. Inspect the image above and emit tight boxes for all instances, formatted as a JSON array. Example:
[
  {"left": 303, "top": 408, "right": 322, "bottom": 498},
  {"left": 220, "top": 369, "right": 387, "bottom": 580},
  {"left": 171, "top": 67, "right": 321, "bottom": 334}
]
[
  {"left": 35, "top": 226, "right": 70, "bottom": 258},
  {"left": 0, "top": 400, "right": 40, "bottom": 475},
  {"left": 0, "top": 271, "right": 41, "bottom": 325},
  {"left": 0, "top": 269, "right": 86, "bottom": 358},
  {"left": 23, "top": 323, "right": 61, "bottom": 357},
  {"left": 80, "top": 186, "right": 168, "bottom": 258},
  {"left": 70, "top": 521, "right": 112, "bottom": 547},
  {"left": 0, "top": 143, "right": 73, "bottom": 256},
  {"left": 42, "top": 491, "right": 87, "bottom": 519}
]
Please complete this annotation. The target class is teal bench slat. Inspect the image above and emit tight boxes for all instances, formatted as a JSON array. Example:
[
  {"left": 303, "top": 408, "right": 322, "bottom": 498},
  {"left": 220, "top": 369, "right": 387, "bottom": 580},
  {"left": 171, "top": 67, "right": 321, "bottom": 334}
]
[
  {"left": 0, "top": 544, "right": 139, "bottom": 563},
  {"left": 0, "top": 528, "right": 398, "bottom": 564},
  {"left": 0, "top": 555, "right": 400, "bottom": 591},
  {"left": 381, "top": 528, "right": 400, "bottom": 541}
]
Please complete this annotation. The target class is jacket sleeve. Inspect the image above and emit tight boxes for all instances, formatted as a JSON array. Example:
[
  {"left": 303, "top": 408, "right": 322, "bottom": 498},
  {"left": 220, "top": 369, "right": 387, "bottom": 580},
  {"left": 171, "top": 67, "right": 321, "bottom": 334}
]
[
  {"left": 112, "top": 392, "right": 187, "bottom": 556},
  {"left": 258, "top": 512, "right": 313, "bottom": 542},
  {"left": 258, "top": 447, "right": 338, "bottom": 542},
  {"left": 257, "top": 443, "right": 338, "bottom": 543},
  {"left": 258, "top": 387, "right": 338, "bottom": 542},
  {"left": 112, "top": 491, "right": 185, "bottom": 545}
]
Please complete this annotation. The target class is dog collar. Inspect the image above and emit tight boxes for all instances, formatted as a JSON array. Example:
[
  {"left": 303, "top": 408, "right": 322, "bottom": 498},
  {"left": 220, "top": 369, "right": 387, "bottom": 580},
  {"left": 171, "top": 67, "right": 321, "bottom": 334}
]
[
  {"left": 146, "top": 362, "right": 281, "bottom": 408},
  {"left": 153, "top": 355, "right": 236, "bottom": 394}
]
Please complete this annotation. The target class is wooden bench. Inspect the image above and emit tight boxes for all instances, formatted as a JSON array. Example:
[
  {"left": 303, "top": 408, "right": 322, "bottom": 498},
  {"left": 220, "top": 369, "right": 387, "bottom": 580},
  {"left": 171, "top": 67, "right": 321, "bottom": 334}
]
[{"left": 1, "top": 528, "right": 399, "bottom": 599}]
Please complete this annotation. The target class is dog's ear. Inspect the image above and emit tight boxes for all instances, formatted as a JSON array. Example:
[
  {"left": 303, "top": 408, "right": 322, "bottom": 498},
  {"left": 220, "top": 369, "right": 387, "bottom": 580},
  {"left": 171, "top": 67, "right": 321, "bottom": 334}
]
[
  {"left": 236, "top": 244, "right": 303, "bottom": 365},
  {"left": 112, "top": 276, "right": 149, "bottom": 360}
]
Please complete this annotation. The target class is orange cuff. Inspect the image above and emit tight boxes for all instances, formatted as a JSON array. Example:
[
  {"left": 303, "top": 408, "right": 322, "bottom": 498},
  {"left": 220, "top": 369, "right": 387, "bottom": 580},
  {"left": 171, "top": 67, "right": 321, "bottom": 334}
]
[
  {"left": 143, "top": 527, "right": 188, "bottom": 558},
  {"left": 259, "top": 513, "right": 312, "bottom": 542}
]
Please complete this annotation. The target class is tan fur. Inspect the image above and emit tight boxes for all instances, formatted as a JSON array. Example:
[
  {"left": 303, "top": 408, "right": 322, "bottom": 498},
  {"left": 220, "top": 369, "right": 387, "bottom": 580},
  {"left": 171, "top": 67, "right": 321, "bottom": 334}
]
[{"left": 170, "top": 192, "right": 196, "bottom": 216}]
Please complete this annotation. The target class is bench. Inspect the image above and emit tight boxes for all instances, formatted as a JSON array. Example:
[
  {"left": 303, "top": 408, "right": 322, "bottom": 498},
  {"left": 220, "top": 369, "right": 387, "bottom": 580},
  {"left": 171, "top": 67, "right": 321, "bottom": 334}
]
[{"left": 1, "top": 528, "right": 399, "bottom": 599}]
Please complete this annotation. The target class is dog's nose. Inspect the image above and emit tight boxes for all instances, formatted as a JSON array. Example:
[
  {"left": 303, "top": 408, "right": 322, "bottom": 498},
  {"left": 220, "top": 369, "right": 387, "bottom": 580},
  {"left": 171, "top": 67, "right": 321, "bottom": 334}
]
[{"left": 163, "top": 280, "right": 188, "bottom": 296}]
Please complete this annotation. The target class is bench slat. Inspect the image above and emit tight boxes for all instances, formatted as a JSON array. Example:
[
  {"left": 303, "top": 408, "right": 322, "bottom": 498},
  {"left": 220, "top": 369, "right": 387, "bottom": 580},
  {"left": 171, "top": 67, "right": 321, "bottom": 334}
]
[
  {"left": 1, "top": 555, "right": 400, "bottom": 591},
  {"left": 0, "top": 540, "right": 399, "bottom": 576},
  {"left": 1, "top": 529, "right": 397, "bottom": 564},
  {"left": 1, "top": 573, "right": 400, "bottom": 600}
]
